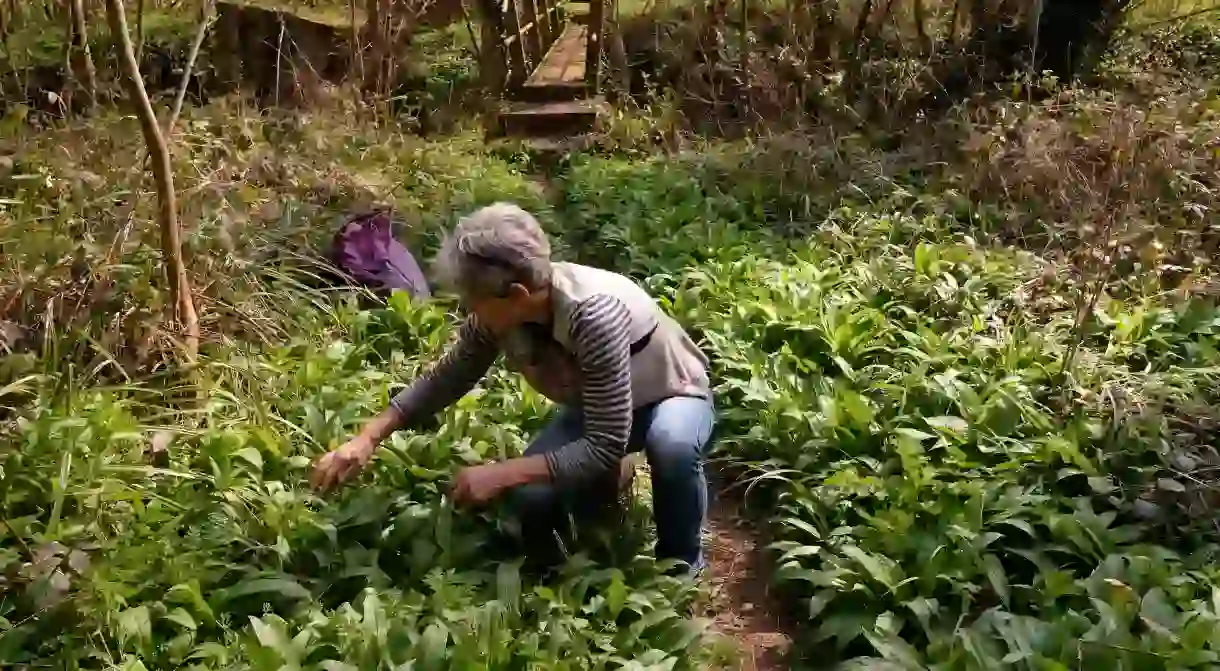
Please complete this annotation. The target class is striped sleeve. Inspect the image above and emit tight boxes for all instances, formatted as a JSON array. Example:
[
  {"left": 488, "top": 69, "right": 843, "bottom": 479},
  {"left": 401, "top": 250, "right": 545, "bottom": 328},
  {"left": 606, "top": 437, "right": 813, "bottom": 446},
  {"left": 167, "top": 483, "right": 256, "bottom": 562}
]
[
  {"left": 544, "top": 294, "right": 634, "bottom": 486},
  {"left": 389, "top": 316, "right": 499, "bottom": 426}
]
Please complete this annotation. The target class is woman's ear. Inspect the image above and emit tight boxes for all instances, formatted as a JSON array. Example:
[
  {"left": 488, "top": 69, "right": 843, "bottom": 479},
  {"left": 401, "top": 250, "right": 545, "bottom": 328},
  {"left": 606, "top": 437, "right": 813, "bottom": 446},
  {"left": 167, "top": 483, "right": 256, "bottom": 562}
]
[{"left": 506, "top": 283, "right": 532, "bottom": 301}]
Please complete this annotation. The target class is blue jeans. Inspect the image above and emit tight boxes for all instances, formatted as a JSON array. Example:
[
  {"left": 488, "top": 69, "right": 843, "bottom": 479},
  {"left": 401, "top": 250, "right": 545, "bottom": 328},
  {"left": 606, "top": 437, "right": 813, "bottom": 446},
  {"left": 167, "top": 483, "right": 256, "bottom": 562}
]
[{"left": 510, "top": 395, "right": 715, "bottom": 569}]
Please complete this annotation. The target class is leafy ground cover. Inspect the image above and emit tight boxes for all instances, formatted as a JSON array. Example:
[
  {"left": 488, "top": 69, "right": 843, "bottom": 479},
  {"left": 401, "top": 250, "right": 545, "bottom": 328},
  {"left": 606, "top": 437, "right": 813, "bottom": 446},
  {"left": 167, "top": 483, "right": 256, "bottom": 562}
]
[
  {"left": 4, "top": 22, "right": 1220, "bottom": 671},
  {"left": 560, "top": 140, "right": 1220, "bottom": 666},
  {"left": 1, "top": 106, "right": 733, "bottom": 670}
]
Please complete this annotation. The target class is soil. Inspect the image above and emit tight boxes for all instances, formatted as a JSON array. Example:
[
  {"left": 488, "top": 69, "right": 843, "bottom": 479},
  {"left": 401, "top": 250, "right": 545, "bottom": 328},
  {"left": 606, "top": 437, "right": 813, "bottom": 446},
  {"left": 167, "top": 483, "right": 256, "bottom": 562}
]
[{"left": 699, "top": 488, "right": 795, "bottom": 671}]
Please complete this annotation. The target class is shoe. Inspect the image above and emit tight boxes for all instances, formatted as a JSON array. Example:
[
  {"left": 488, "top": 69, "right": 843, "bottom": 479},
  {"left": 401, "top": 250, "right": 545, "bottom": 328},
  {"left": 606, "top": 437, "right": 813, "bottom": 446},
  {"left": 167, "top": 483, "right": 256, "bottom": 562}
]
[{"left": 664, "top": 557, "right": 706, "bottom": 581}]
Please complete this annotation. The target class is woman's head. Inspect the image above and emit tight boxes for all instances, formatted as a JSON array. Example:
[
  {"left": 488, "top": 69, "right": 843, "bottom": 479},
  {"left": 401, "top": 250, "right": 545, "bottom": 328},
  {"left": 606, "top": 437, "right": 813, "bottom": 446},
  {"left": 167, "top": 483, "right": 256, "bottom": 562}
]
[{"left": 436, "top": 203, "right": 553, "bottom": 334}]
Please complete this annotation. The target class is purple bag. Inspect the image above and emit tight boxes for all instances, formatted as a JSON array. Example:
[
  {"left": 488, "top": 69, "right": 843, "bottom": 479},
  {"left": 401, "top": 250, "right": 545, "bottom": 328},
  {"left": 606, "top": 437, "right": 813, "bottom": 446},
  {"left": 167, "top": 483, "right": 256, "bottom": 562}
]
[{"left": 329, "top": 211, "right": 431, "bottom": 299}]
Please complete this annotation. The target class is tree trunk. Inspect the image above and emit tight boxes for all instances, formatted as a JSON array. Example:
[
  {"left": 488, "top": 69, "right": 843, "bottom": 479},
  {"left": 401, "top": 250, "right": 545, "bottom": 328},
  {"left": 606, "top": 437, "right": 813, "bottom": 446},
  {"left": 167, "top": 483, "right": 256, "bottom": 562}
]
[
  {"left": 69, "top": 0, "right": 98, "bottom": 109},
  {"left": 944, "top": 0, "right": 961, "bottom": 47},
  {"left": 364, "top": 0, "right": 391, "bottom": 91},
  {"left": 6, "top": 0, "right": 22, "bottom": 32},
  {"left": 43, "top": 0, "right": 63, "bottom": 23},
  {"left": 968, "top": 0, "right": 990, "bottom": 36},
  {"left": 815, "top": 0, "right": 836, "bottom": 63},
  {"left": 103, "top": 0, "right": 200, "bottom": 361},
  {"left": 607, "top": 17, "right": 629, "bottom": 93},
  {"left": 852, "top": 0, "right": 874, "bottom": 51},
  {"left": 350, "top": 0, "right": 363, "bottom": 80},
  {"left": 135, "top": 0, "right": 145, "bottom": 60},
  {"left": 913, "top": 0, "right": 930, "bottom": 54},
  {"left": 214, "top": 2, "right": 241, "bottom": 88},
  {"left": 457, "top": 0, "right": 480, "bottom": 64},
  {"left": 738, "top": 0, "right": 748, "bottom": 76},
  {"left": 878, "top": 0, "right": 899, "bottom": 40}
]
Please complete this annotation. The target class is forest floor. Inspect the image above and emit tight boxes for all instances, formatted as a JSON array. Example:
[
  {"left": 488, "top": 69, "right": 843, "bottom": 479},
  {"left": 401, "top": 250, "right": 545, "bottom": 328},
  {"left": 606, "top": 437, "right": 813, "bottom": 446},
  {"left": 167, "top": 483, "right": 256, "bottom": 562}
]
[{"left": 702, "top": 491, "right": 794, "bottom": 671}]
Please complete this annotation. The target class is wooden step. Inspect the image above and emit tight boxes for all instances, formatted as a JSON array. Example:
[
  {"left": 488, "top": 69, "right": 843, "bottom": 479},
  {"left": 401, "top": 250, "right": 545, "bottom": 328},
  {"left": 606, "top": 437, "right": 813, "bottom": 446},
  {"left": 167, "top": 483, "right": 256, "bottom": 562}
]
[
  {"left": 496, "top": 99, "right": 604, "bottom": 138},
  {"left": 513, "top": 81, "right": 590, "bottom": 103}
]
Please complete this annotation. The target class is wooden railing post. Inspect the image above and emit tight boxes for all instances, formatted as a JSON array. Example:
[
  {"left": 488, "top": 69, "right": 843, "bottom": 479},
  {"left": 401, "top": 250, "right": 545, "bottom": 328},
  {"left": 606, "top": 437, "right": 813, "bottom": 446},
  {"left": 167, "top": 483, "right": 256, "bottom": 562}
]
[
  {"left": 502, "top": 0, "right": 529, "bottom": 88},
  {"left": 545, "top": 0, "right": 563, "bottom": 45},
  {"left": 584, "top": 0, "right": 604, "bottom": 88},
  {"left": 519, "top": 0, "right": 544, "bottom": 66},
  {"left": 536, "top": 0, "right": 553, "bottom": 50},
  {"left": 477, "top": 0, "right": 506, "bottom": 96}
]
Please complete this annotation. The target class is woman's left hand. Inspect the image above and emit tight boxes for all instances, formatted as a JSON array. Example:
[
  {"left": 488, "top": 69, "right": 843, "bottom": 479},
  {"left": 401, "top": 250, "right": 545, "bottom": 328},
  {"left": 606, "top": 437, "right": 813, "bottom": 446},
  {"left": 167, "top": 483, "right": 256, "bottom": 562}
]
[
  {"left": 451, "top": 456, "right": 551, "bottom": 507},
  {"left": 451, "top": 462, "right": 514, "bottom": 507}
]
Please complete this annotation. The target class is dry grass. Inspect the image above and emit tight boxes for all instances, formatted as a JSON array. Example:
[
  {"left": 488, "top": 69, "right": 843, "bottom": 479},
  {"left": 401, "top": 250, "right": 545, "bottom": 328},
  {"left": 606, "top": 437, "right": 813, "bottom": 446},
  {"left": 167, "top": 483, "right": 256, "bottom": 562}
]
[
  {"left": 953, "top": 86, "right": 1220, "bottom": 285},
  {"left": 608, "top": 0, "right": 1219, "bottom": 139}
]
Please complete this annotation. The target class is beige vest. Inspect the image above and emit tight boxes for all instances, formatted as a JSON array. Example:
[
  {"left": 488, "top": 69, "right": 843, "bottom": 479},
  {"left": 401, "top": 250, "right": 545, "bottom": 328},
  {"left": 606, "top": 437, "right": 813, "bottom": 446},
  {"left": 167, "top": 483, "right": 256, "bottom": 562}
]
[{"left": 499, "top": 263, "right": 710, "bottom": 408}]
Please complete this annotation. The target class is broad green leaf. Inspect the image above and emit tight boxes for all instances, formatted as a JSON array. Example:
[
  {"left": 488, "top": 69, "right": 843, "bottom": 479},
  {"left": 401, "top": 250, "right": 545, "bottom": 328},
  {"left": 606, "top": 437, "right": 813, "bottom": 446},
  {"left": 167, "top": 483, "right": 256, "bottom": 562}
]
[
  {"left": 905, "top": 597, "right": 938, "bottom": 633},
  {"left": 419, "top": 622, "right": 448, "bottom": 670},
  {"left": 982, "top": 554, "right": 1010, "bottom": 606},
  {"left": 841, "top": 545, "right": 895, "bottom": 590},
  {"left": 893, "top": 428, "right": 935, "bottom": 442},
  {"left": 116, "top": 606, "right": 152, "bottom": 649},
  {"left": 1157, "top": 478, "right": 1186, "bottom": 493},
  {"left": 233, "top": 447, "right": 263, "bottom": 470},
  {"left": 839, "top": 390, "right": 876, "bottom": 429},
  {"left": 998, "top": 519, "right": 1035, "bottom": 537},
  {"left": 218, "top": 577, "right": 311, "bottom": 604},
  {"left": 497, "top": 562, "right": 521, "bottom": 612},
  {"left": 247, "top": 616, "right": 284, "bottom": 650},
  {"left": 808, "top": 589, "right": 837, "bottom": 619},
  {"left": 863, "top": 616, "right": 922, "bottom": 668},
  {"left": 1087, "top": 476, "right": 1115, "bottom": 494},
  {"left": 925, "top": 416, "right": 968, "bottom": 435},
  {"left": 815, "top": 611, "right": 872, "bottom": 648},
  {"left": 781, "top": 516, "right": 823, "bottom": 539},
  {"left": 167, "top": 581, "right": 215, "bottom": 622},
  {"left": 165, "top": 608, "right": 196, "bottom": 631},
  {"left": 187, "top": 642, "right": 231, "bottom": 662},
  {"left": 1140, "top": 588, "right": 1179, "bottom": 634},
  {"left": 606, "top": 573, "right": 628, "bottom": 618},
  {"left": 778, "top": 544, "right": 821, "bottom": 564}
]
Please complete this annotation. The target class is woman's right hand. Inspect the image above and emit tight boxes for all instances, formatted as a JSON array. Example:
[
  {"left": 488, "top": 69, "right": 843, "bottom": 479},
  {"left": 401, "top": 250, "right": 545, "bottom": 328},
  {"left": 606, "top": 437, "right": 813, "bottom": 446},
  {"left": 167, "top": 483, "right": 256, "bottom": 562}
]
[{"left": 310, "top": 437, "right": 376, "bottom": 492}]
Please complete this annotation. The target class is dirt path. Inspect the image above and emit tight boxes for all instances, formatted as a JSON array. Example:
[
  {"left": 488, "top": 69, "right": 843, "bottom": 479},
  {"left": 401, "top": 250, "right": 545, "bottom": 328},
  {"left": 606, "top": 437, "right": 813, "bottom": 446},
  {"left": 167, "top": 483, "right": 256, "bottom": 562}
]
[{"left": 699, "top": 488, "right": 794, "bottom": 671}]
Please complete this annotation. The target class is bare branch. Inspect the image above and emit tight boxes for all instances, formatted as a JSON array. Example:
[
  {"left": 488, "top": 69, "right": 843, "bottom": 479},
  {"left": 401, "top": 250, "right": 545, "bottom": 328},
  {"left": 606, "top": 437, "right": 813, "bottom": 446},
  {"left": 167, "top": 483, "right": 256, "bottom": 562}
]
[
  {"left": 168, "top": 0, "right": 218, "bottom": 133},
  {"left": 72, "top": 0, "right": 97, "bottom": 109}
]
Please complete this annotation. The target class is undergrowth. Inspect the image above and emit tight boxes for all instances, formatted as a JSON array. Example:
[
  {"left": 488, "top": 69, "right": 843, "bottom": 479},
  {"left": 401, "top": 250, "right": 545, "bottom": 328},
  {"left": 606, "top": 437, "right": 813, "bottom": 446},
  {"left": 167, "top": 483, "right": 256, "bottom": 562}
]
[
  {"left": 565, "top": 149, "right": 1220, "bottom": 668},
  {"left": 1, "top": 105, "right": 719, "bottom": 670}
]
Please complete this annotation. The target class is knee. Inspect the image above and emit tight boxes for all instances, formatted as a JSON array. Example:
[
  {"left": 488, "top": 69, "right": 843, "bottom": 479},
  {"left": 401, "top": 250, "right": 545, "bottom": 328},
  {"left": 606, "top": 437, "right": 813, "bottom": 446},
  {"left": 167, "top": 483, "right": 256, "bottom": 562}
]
[{"left": 645, "top": 424, "right": 704, "bottom": 477}]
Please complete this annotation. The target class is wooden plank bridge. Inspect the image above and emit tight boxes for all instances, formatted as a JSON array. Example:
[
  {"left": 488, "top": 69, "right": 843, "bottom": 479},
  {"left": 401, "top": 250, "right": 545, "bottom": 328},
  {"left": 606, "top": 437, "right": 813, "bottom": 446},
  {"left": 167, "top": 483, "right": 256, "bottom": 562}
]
[{"left": 478, "top": 0, "right": 612, "bottom": 137}]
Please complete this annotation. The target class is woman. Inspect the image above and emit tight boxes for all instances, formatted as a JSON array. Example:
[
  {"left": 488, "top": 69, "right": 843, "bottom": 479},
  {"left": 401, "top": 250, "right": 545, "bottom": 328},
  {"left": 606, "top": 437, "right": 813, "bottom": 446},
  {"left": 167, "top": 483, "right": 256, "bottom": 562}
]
[{"left": 310, "top": 203, "right": 714, "bottom": 572}]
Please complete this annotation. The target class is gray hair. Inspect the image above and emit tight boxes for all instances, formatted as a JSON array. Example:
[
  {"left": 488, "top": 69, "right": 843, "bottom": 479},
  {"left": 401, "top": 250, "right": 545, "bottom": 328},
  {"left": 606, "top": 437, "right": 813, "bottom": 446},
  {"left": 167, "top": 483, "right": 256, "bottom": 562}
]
[{"left": 435, "top": 203, "right": 553, "bottom": 298}]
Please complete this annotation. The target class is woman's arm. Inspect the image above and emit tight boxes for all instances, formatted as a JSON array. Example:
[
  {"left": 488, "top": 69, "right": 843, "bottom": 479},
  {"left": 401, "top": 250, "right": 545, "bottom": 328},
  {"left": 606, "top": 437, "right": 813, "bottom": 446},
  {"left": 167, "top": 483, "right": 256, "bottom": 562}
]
[
  {"left": 541, "top": 293, "right": 634, "bottom": 486},
  {"left": 388, "top": 315, "right": 500, "bottom": 427},
  {"left": 449, "top": 294, "right": 634, "bottom": 506},
  {"left": 312, "top": 316, "right": 499, "bottom": 491}
]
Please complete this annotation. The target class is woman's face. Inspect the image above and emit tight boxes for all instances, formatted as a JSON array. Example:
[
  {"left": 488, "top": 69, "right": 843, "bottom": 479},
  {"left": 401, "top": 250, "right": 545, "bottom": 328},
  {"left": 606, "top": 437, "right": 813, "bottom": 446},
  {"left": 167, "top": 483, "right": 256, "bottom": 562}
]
[{"left": 461, "top": 284, "right": 533, "bottom": 335}]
